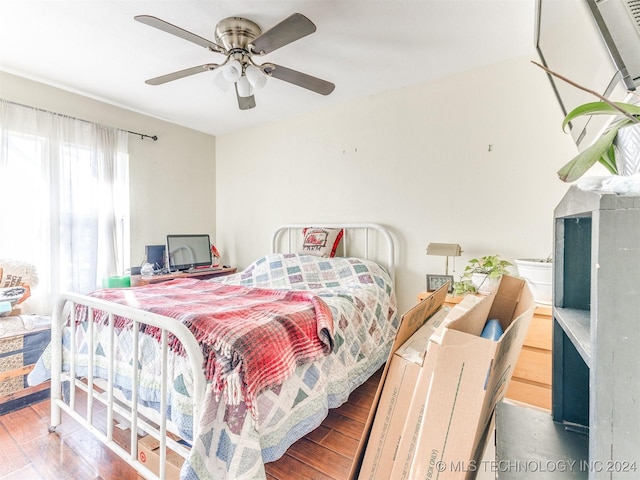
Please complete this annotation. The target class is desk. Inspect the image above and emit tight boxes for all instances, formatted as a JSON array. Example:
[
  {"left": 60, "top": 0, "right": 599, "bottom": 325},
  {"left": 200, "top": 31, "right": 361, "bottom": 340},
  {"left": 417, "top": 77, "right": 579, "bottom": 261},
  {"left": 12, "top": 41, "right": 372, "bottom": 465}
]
[{"left": 131, "top": 267, "right": 237, "bottom": 286}]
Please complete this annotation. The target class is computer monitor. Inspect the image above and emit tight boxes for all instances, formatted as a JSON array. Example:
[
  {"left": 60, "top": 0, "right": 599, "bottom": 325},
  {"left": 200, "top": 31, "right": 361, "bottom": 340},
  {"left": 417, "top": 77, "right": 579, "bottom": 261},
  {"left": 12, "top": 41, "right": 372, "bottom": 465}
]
[
  {"left": 145, "top": 244, "right": 166, "bottom": 270},
  {"left": 166, "top": 234, "right": 212, "bottom": 271}
]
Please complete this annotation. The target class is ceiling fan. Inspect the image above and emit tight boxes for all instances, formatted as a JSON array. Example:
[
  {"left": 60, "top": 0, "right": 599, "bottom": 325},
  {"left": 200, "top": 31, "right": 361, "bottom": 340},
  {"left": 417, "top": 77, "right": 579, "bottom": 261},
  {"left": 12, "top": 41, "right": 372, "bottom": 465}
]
[{"left": 134, "top": 13, "right": 335, "bottom": 110}]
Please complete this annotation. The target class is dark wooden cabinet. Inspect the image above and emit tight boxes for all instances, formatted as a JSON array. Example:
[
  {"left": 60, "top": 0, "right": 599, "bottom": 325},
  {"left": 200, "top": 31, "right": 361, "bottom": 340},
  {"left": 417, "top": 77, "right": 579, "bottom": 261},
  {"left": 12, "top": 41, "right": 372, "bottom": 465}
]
[{"left": 0, "top": 317, "right": 51, "bottom": 414}]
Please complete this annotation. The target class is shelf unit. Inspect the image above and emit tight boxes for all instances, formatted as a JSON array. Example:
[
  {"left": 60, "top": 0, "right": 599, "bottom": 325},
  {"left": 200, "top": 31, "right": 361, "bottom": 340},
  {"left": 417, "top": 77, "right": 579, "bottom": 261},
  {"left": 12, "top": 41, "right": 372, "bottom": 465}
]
[
  {"left": 554, "top": 186, "right": 640, "bottom": 477},
  {"left": 496, "top": 186, "right": 640, "bottom": 479}
]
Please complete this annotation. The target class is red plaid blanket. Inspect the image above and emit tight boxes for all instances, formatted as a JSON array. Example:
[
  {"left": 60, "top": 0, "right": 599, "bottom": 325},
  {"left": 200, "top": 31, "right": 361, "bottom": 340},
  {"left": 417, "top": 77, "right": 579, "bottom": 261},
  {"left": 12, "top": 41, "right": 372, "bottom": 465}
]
[{"left": 78, "top": 278, "right": 334, "bottom": 413}]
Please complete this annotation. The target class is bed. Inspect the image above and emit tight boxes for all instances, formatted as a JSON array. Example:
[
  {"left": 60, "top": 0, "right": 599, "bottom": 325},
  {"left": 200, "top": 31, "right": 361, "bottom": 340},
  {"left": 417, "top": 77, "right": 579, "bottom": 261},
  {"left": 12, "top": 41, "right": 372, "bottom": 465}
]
[{"left": 27, "top": 223, "right": 398, "bottom": 480}]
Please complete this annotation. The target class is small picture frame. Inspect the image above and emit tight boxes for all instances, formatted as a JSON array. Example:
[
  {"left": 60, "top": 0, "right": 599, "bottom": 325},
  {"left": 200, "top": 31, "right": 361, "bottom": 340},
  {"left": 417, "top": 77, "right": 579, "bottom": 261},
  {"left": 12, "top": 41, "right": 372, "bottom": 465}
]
[{"left": 426, "top": 274, "right": 454, "bottom": 293}]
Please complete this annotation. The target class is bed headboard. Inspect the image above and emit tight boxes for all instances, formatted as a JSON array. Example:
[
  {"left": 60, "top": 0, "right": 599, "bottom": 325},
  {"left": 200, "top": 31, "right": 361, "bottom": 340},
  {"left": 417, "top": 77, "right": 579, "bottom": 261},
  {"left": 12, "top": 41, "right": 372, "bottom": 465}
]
[{"left": 272, "top": 223, "right": 396, "bottom": 282}]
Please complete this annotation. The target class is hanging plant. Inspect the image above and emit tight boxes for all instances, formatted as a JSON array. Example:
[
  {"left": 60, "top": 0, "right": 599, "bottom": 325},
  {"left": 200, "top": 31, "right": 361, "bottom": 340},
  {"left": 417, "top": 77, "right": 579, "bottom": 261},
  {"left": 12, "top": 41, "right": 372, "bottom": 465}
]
[{"left": 533, "top": 61, "right": 640, "bottom": 182}]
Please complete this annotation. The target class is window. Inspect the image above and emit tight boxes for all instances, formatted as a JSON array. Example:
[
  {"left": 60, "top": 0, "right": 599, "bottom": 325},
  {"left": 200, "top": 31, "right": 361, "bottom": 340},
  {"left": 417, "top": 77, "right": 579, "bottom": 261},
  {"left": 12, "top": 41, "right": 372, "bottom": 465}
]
[{"left": 0, "top": 100, "right": 129, "bottom": 314}]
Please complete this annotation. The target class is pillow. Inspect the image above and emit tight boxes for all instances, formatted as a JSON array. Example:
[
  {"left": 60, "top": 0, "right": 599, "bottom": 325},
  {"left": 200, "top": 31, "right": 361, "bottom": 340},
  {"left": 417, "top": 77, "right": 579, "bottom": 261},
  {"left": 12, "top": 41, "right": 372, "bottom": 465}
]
[
  {"left": 299, "top": 227, "right": 344, "bottom": 258},
  {"left": 0, "top": 260, "right": 39, "bottom": 315}
]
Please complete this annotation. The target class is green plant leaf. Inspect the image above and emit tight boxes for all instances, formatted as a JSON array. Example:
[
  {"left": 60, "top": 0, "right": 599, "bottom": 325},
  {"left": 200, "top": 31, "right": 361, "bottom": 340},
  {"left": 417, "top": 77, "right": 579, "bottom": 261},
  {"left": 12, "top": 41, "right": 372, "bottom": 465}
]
[
  {"left": 453, "top": 280, "right": 476, "bottom": 296},
  {"left": 557, "top": 126, "right": 621, "bottom": 182},
  {"left": 562, "top": 102, "right": 640, "bottom": 132},
  {"left": 601, "top": 144, "right": 617, "bottom": 174}
]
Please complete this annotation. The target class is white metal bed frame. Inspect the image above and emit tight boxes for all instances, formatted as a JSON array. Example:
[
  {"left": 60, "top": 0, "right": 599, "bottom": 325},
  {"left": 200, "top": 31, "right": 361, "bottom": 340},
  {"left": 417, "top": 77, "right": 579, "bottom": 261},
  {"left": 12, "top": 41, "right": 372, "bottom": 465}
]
[
  {"left": 48, "top": 223, "right": 395, "bottom": 480},
  {"left": 272, "top": 223, "right": 395, "bottom": 282}
]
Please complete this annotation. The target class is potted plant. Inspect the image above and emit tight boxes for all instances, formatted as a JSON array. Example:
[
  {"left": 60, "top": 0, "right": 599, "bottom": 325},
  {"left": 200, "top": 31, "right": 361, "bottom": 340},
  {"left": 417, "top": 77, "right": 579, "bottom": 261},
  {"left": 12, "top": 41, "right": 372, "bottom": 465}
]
[
  {"left": 514, "top": 256, "right": 552, "bottom": 305},
  {"left": 534, "top": 61, "right": 640, "bottom": 182},
  {"left": 453, "top": 254, "right": 512, "bottom": 296}
]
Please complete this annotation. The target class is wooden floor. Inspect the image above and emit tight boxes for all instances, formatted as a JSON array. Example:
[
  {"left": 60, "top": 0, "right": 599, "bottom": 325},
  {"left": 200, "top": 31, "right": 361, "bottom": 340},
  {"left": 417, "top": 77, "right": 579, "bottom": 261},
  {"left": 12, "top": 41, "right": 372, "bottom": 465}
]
[{"left": 0, "top": 369, "right": 382, "bottom": 480}]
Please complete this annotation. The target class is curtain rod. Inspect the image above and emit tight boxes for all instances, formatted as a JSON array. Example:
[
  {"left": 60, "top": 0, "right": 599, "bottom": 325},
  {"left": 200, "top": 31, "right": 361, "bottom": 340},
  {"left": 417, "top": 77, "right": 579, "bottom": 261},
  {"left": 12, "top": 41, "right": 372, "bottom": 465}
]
[
  {"left": 3, "top": 99, "right": 158, "bottom": 141},
  {"left": 126, "top": 131, "right": 158, "bottom": 141}
]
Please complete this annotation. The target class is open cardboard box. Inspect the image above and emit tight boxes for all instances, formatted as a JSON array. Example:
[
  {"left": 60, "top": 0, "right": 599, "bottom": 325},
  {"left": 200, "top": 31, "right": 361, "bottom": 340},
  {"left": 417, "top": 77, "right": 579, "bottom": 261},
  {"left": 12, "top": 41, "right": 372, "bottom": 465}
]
[
  {"left": 353, "top": 275, "right": 535, "bottom": 480},
  {"left": 138, "top": 434, "right": 185, "bottom": 480},
  {"left": 358, "top": 302, "right": 452, "bottom": 479},
  {"left": 348, "top": 282, "right": 450, "bottom": 479}
]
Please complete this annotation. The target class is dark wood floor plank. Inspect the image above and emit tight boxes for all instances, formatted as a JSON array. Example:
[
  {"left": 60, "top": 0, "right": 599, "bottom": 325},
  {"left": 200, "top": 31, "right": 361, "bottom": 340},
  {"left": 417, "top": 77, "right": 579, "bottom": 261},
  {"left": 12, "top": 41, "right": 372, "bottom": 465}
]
[
  {"left": 356, "top": 369, "right": 380, "bottom": 394},
  {"left": 21, "top": 433, "right": 100, "bottom": 480},
  {"left": 287, "top": 437, "right": 353, "bottom": 479},
  {"left": 63, "top": 426, "right": 144, "bottom": 480},
  {"left": 0, "top": 423, "right": 30, "bottom": 476},
  {"left": 319, "top": 429, "right": 360, "bottom": 458},
  {"left": 0, "top": 464, "right": 44, "bottom": 480},
  {"left": 264, "top": 452, "right": 334, "bottom": 480},
  {"left": 346, "top": 389, "right": 376, "bottom": 409},
  {"left": 304, "top": 423, "right": 332, "bottom": 444},
  {"left": 0, "top": 405, "right": 49, "bottom": 444},
  {"left": 333, "top": 400, "right": 370, "bottom": 424},
  {"left": 30, "top": 397, "right": 50, "bottom": 419},
  {"left": 0, "top": 367, "right": 384, "bottom": 480},
  {"left": 322, "top": 410, "right": 366, "bottom": 440}
]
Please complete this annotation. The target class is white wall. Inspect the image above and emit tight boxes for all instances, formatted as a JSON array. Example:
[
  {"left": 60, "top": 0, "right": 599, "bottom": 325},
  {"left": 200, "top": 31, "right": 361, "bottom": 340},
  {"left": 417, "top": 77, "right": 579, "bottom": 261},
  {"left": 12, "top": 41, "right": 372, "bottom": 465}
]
[
  {"left": 215, "top": 55, "right": 579, "bottom": 313},
  {"left": 1, "top": 71, "right": 216, "bottom": 268},
  {"left": 2, "top": 54, "right": 581, "bottom": 314}
]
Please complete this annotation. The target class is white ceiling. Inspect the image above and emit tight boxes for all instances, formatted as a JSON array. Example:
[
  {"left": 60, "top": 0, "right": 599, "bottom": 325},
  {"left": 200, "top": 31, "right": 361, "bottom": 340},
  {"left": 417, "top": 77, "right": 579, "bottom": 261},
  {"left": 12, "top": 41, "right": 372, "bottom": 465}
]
[{"left": 0, "top": 1, "right": 536, "bottom": 137}]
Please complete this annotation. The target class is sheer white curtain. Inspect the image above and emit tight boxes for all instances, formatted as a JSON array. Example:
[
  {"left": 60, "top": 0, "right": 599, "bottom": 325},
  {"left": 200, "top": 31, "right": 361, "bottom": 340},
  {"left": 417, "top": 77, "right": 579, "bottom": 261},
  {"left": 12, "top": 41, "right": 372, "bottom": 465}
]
[{"left": 0, "top": 99, "right": 130, "bottom": 314}]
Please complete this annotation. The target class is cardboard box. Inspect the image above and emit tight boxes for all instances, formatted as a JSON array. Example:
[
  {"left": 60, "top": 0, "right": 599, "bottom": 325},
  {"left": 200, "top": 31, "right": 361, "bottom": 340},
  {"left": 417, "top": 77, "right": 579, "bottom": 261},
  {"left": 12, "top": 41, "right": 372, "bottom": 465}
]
[
  {"left": 138, "top": 435, "right": 185, "bottom": 480},
  {"left": 348, "top": 283, "right": 450, "bottom": 480},
  {"left": 358, "top": 305, "right": 452, "bottom": 479},
  {"left": 391, "top": 275, "right": 534, "bottom": 480}
]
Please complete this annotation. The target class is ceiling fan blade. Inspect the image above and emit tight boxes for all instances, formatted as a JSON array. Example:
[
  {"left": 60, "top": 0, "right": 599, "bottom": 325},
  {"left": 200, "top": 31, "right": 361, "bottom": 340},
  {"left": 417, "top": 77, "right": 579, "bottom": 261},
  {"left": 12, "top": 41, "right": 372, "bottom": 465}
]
[
  {"left": 264, "top": 64, "right": 335, "bottom": 95},
  {"left": 145, "top": 64, "right": 219, "bottom": 85},
  {"left": 249, "top": 13, "right": 316, "bottom": 55},
  {"left": 135, "top": 15, "right": 225, "bottom": 54},
  {"left": 235, "top": 85, "right": 256, "bottom": 110}
]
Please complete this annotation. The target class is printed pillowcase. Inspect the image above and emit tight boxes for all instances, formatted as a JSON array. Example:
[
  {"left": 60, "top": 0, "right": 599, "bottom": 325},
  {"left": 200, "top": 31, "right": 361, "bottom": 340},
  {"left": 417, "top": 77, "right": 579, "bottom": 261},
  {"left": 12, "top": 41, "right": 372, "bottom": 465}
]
[{"left": 299, "top": 227, "right": 344, "bottom": 258}]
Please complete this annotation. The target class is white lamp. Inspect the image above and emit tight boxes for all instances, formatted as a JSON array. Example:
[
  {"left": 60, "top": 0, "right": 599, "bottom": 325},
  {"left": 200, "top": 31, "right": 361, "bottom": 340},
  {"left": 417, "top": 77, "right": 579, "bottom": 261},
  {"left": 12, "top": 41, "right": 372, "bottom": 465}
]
[
  {"left": 246, "top": 64, "right": 267, "bottom": 89},
  {"left": 213, "top": 70, "right": 232, "bottom": 92},
  {"left": 222, "top": 59, "right": 242, "bottom": 83},
  {"left": 236, "top": 75, "right": 253, "bottom": 97}
]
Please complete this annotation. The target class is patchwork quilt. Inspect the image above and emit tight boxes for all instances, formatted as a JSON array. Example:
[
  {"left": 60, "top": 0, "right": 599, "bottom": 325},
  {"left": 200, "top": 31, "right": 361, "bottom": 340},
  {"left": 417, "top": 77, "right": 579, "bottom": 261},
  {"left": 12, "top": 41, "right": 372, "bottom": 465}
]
[
  {"left": 29, "top": 253, "right": 398, "bottom": 480},
  {"left": 73, "top": 280, "right": 335, "bottom": 415}
]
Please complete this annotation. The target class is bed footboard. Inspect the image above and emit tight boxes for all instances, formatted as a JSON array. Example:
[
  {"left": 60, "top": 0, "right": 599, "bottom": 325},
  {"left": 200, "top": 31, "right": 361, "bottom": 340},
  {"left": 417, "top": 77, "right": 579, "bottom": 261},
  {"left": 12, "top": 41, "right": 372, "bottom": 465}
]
[{"left": 49, "top": 292, "right": 206, "bottom": 480}]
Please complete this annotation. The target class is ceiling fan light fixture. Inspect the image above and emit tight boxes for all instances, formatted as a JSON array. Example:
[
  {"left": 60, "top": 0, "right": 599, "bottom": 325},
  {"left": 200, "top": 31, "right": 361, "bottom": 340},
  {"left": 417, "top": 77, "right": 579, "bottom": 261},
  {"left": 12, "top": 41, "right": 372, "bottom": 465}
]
[
  {"left": 236, "top": 75, "right": 253, "bottom": 97},
  {"left": 222, "top": 59, "right": 242, "bottom": 83},
  {"left": 246, "top": 64, "right": 267, "bottom": 90},
  {"left": 213, "top": 70, "right": 232, "bottom": 92}
]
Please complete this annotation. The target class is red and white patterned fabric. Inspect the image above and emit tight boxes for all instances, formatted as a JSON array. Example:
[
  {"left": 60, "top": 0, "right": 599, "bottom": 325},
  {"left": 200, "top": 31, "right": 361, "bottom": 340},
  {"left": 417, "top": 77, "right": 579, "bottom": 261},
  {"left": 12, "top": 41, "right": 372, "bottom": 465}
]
[
  {"left": 78, "top": 279, "right": 333, "bottom": 414},
  {"left": 30, "top": 254, "right": 398, "bottom": 480}
]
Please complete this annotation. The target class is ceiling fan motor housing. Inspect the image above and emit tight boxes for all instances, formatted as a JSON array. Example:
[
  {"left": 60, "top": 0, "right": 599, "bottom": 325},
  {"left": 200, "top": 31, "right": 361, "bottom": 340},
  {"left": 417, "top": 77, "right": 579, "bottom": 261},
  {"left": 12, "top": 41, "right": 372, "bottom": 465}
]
[{"left": 214, "top": 17, "right": 262, "bottom": 52}]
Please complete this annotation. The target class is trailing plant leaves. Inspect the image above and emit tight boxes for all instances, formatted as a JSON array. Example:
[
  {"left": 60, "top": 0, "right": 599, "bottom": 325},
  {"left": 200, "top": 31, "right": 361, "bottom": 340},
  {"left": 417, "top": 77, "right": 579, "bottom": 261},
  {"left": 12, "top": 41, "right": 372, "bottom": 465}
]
[
  {"left": 558, "top": 127, "right": 620, "bottom": 182},
  {"left": 454, "top": 255, "right": 511, "bottom": 294},
  {"left": 562, "top": 102, "right": 640, "bottom": 132}
]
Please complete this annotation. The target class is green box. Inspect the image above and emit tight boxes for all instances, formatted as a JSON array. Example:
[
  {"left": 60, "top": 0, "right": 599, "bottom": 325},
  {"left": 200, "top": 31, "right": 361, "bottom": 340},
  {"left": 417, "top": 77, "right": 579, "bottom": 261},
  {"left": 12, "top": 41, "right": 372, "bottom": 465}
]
[{"left": 102, "top": 275, "right": 130, "bottom": 288}]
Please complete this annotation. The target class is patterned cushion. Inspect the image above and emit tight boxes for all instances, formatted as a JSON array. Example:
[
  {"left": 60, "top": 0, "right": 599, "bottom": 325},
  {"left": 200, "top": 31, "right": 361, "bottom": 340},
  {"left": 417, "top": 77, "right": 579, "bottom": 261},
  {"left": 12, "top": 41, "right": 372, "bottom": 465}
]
[
  {"left": 0, "top": 260, "right": 38, "bottom": 313},
  {"left": 298, "top": 228, "right": 344, "bottom": 258}
]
